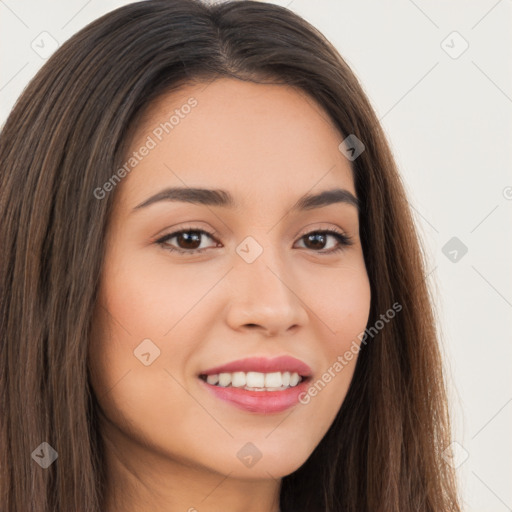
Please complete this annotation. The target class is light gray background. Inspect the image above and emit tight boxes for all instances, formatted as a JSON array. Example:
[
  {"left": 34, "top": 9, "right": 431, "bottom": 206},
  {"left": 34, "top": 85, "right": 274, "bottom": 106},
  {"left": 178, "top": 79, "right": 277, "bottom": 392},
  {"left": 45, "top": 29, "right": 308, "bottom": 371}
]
[{"left": 1, "top": 1, "right": 511, "bottom": 510}]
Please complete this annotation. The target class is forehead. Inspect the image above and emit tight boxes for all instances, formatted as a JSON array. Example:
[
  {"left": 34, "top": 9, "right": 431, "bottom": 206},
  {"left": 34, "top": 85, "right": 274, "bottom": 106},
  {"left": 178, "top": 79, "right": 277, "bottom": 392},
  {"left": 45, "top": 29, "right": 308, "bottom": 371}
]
[{"left": 120, "top": 78, "right": 355, "bottom": 211}]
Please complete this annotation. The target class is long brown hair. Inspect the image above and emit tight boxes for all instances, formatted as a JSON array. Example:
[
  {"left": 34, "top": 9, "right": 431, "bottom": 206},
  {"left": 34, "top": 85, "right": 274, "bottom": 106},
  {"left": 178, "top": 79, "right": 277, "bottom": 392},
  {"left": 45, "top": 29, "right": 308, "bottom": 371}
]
[{"left": 0, "top": 1, "right": 460, "bottom": 510}]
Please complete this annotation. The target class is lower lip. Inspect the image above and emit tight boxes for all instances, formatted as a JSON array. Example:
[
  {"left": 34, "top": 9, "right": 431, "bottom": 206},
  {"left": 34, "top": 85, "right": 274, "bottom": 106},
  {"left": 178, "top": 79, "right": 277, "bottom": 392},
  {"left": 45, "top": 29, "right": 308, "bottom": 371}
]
[{"left": 198, "top": 377, "right": 311, "bottom": 413}]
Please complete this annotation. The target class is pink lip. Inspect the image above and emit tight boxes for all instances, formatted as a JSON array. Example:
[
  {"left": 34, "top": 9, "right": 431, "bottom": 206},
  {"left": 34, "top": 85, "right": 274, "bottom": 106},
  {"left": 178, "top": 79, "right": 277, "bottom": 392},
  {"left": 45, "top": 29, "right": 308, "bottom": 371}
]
[
  {"left": 198, "top": 377, "right": 311, "bottom": 414},
  {"left": 197, "top": 355, "right": 313, "bottom": 414},
  {"left": 199, "top": 355, "right": 313, "bottom": 377}
]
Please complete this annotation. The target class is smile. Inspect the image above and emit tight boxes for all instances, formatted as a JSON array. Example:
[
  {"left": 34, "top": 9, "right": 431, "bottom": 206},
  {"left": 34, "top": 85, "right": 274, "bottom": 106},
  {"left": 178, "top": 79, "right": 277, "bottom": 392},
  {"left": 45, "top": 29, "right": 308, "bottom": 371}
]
[
  {"left": 199, "top": 370, "right": 305, "bottom": 390},
  {"left": 198, "top": 355, "right": 313, "bottom": 413}
]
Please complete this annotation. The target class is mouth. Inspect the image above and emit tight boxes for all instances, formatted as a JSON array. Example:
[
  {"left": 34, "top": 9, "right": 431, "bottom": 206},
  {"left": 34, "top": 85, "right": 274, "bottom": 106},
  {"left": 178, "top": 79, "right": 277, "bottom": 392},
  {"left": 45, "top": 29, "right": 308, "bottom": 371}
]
[
  {"left": 198, "top": 355, "right": 313, "bottom": 390},
  {"left": 197, "top": 355, "right": 313, "bottom": 413},
  {"left": 198, "top": 371, "right": 311, "bottom": 391}
]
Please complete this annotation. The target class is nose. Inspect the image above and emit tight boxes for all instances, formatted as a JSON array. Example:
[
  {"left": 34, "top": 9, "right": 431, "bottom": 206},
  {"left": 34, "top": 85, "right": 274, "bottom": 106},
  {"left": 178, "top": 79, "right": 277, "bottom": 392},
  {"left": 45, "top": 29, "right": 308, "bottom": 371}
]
[{"left": 225, "top": 244, "right": 308, "bottom": 337}]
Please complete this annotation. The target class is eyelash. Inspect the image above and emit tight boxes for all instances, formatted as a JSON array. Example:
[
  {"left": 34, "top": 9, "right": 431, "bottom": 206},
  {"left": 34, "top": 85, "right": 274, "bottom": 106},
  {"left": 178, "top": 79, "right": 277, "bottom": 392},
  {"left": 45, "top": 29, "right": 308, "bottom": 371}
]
[{"left": 155, "top": 225, "right": 354, "bottom": 255}]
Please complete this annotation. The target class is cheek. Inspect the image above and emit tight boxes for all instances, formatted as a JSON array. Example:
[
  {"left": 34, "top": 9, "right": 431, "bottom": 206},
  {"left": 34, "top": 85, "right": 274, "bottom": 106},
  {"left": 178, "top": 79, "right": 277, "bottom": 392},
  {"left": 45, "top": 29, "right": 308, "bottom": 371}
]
[
  {"left": 88, "top": 287, "right": 202, "bottom": 453},
  {"left": 299, "top": 259, "right": 372, "bottom": 346},
  {"left": 296, "top": 261, "right": 371, "bottom": 404},
  {"left": 100, "top": 247, "right": 223, "bottom": 339},
  {"left": 88, "top": 248, "right": 221, "bottom": 435}
]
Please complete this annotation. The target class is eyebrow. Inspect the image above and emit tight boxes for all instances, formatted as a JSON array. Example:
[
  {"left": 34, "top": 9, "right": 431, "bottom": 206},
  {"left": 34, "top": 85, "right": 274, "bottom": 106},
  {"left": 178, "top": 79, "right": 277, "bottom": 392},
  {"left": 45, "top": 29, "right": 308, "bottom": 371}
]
[{"left": 132, "top": 186, "right": 360, "bottom": 213}]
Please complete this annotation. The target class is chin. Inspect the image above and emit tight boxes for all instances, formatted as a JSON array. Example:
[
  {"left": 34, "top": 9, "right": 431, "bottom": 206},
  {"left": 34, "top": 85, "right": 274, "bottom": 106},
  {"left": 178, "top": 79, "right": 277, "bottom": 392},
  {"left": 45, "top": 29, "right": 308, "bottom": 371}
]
[{"left": 213, "top": 444, "right": 313, "bottom": 480}]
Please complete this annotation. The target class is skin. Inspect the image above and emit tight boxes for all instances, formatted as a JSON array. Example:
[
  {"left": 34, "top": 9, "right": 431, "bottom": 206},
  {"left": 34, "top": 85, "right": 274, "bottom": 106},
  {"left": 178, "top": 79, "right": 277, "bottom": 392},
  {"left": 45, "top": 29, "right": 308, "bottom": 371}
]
[{"left": 88, "top": 77, "right": 371, "bottom": 512}]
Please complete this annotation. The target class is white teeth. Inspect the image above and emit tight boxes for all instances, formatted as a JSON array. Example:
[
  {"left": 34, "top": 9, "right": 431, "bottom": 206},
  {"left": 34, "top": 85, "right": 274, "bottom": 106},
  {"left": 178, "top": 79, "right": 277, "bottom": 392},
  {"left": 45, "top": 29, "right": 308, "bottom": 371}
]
[
  {"left": 206, "top": 374, "right": 219, "bottom": 385},
  {"left": 231, "top": 372, "right": 246, "bottom": 387},
  {"left": 264, "top": 372, "right": 282, "bottom": 388},
  {"left": 246, "top": 371, "right": 265, "bottom": 388},
  {"left": 201, "top": 371, "right": 304, "bottom": 390},
  {"left": 218, "top": 373, "right": 231, "bottom": 387}
]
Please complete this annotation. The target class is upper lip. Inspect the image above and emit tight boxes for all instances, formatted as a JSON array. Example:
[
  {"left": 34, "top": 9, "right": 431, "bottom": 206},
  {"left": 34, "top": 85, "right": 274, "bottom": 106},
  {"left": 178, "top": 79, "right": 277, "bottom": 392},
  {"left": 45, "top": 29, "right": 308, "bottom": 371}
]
[{"left": 199, "top": 355, "right": 313, "bottom": 377}]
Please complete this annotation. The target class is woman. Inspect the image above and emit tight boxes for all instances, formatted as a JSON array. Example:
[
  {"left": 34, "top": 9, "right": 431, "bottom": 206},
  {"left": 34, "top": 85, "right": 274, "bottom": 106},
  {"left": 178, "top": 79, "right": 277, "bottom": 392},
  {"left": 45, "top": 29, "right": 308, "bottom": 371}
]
[{"left": 0, "top": 0, "right": 461, "bottom": 511}]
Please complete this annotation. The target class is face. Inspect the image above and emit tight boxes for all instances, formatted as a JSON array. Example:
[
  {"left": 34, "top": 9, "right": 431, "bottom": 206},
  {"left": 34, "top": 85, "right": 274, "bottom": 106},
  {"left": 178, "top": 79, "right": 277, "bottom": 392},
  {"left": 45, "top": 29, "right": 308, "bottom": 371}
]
[{"left": 88, "top": 78, "right": 371, "bottom": 485}]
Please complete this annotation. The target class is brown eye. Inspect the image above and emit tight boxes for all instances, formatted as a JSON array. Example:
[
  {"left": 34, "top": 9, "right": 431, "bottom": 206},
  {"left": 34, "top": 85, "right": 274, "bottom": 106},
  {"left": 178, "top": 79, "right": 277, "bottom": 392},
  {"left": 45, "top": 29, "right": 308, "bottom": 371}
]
[
  {"left": 296, "top": 230, "right": 353, "bottom": 253},
  {"left": 156, "top": 228, "right": 219, "bottom": 254},
  {"left": 173, "top": 231, "right": 202, "bottom": 250},
  {"left": 303, "top": 232, "right": 328, "bottom": 250}
]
